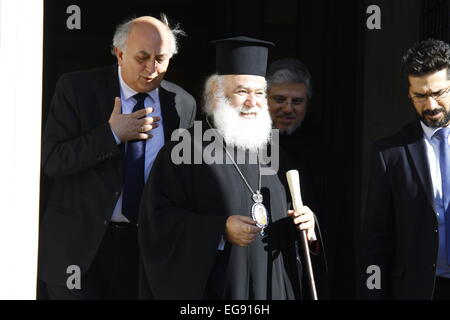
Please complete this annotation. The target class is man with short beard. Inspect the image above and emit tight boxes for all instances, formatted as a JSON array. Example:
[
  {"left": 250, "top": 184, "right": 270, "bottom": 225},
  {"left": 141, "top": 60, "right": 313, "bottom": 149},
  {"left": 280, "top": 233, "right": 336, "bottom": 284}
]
[
  {"left": 360, "top": 39, "right": 450, "bottom": 300},
  {"left": 138, "top": 37, "right": 320, "bottom": 299}
]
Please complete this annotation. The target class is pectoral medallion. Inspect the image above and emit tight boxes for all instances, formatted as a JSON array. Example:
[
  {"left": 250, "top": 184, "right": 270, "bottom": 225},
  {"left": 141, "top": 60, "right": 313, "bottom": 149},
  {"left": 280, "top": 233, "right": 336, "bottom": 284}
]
[{"left": 251, "top": 192, "right": 269, "bottom": 233}]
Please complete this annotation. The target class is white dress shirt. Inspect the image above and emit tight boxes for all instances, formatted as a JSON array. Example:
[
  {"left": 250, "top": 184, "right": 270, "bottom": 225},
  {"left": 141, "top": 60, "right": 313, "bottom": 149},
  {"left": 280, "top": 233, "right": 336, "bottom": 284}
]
[
  {"left": 110, "top": 66, "right": 165, "bottom": 223},
  {"left": 421, "top": 122, "right": 450, "bottom": 277}
]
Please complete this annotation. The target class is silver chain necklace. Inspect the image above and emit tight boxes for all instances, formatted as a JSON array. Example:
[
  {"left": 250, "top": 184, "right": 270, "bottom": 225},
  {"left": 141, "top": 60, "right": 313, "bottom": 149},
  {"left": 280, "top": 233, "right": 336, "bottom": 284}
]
[
  {"left": 206, "top": 118, "right": 269, "bottom": 232},
  {"left": 222, "top": 144, "right": 263, "bottom": 203}
]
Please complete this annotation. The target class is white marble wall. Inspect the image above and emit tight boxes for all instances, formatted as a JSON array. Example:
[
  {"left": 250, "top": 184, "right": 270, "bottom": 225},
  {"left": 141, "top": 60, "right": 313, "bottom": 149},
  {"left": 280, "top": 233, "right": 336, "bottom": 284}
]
[{"left": 0, "top": 0, "right": 43, "bottom": 300}]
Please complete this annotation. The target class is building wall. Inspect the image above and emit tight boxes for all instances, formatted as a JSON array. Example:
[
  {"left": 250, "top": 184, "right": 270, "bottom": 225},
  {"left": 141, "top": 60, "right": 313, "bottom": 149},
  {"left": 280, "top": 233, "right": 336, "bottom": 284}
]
[
  {"left": 0, "top": 0, "right": 43, "bottom": 299},
  {"left": 359, "top": 0, "right": 422, "bottom": 221}
]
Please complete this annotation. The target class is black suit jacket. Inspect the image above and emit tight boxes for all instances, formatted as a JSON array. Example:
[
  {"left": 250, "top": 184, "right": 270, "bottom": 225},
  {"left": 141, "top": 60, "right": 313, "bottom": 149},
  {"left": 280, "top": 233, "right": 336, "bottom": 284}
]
[
  {"left": 39, "top": 65, "right": 196, "bottom": 285},
  {"left": 360, "top": 120, "right": 439, "bottom": 299}
]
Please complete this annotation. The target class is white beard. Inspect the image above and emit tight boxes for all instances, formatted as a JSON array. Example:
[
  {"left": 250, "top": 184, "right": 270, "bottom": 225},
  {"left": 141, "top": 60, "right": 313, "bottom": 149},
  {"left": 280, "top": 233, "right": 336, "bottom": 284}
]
[{"left": 211, "top": 96, "right": 273, "bottom": 152}]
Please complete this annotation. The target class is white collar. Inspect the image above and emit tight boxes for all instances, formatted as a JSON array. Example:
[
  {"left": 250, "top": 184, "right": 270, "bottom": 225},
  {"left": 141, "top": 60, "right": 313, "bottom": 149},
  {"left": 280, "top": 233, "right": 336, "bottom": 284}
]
[{"left": 421, "top": 121, "right": 443, "bottom": 141}]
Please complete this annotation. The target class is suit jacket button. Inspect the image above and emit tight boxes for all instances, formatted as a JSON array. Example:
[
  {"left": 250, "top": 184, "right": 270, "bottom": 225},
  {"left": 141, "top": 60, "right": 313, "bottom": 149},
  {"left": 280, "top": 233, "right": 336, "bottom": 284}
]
[
  {"left": 104, "top": 220, "right": 108, "bottom": 226},
  {"left": 115, "top": 191, "right": 120, "bottom": 196}
]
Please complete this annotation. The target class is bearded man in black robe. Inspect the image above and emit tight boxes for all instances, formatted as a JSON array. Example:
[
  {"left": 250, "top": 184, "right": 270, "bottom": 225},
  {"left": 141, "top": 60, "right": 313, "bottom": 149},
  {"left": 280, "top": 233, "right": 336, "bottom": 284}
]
[{"left": 138, "top": 37, "right": 320, "bottom": 300}]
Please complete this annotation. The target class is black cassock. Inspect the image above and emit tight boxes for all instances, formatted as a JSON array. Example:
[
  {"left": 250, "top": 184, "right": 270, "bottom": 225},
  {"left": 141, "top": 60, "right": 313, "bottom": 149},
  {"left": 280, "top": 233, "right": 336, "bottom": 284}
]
[{"left": 138, "top": 124, "right": 305, "bottom": 300}]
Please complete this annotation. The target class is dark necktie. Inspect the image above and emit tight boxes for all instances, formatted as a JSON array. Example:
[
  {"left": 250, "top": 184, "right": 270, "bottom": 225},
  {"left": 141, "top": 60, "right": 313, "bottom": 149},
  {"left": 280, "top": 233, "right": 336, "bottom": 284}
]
[
  {"left": 122, "top": 93, "right": 147, "bottom": 224},
  {"left": 434, "top": 127, "right": 450, "bottom": 264}
]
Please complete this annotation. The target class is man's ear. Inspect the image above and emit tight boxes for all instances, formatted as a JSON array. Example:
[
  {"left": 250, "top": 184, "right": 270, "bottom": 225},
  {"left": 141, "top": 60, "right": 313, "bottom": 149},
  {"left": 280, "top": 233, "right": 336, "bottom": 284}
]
[
  {"left": 115, "top": 47, "right": 124, "bottom": 66},
  {"left": 211, "top": 77, "right": 219, "bottom": 94}
]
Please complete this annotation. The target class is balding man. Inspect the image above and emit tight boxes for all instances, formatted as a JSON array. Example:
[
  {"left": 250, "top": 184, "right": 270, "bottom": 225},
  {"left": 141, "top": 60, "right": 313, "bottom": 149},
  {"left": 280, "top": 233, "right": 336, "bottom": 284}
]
[{"left": 39, "top": 15, "right": 196, "bottom": 299}]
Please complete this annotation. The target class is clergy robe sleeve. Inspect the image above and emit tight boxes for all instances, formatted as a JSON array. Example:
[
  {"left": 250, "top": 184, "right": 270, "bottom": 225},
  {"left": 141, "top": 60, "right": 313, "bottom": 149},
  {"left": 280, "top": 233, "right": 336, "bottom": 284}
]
[{"left": 138, "top": 143, "right": 228, "bottom": 299}]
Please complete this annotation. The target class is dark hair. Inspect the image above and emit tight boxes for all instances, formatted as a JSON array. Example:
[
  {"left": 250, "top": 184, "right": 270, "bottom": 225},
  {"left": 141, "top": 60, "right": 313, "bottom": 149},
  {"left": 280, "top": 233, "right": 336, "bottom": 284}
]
[
  {"left": 266, "top": 58, "right": 313, "bottom": 98},
  {"left": 401, "top": 39, "right": 450, "bottom": 78}
]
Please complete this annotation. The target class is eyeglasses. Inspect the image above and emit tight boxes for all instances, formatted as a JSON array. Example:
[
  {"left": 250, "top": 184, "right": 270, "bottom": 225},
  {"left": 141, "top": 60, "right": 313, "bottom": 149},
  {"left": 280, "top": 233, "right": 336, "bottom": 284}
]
[
  {"left": 410, "top": 86, "right": 450, "bottom": 103},
  {"left": 269, "top": 95, "right": 306, "bottom": 107}
]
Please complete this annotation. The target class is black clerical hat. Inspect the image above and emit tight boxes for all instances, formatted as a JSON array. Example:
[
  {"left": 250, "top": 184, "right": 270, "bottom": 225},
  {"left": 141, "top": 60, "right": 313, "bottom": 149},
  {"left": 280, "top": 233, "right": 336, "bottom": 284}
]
[{"left": 211, "top": 36, "right": 275, "bottom": 76}]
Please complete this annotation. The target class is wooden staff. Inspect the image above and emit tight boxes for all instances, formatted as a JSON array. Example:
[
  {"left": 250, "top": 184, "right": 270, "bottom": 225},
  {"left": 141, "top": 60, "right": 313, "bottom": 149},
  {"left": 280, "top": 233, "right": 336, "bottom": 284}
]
[{"left": 286, "top": 170, "right": 318, "bottom": 300}]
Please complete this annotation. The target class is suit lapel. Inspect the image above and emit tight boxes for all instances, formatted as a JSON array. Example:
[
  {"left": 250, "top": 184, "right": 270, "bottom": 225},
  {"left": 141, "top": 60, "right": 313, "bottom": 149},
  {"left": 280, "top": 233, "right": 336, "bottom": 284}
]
[
  {"left": 406, "top": 122, "right": 436, "bottom": 212},
  {"left": 98, "top": 65, "right": 121, "bottom": 120},
  {"left": 103, "top": 65, "right": 124, "bottom": 185},
  {"left": 105, "top": 65, "right": 125, "bottom": 153},
  {"left": 159, "top": 86, "right": 180, "bottom": 143}
]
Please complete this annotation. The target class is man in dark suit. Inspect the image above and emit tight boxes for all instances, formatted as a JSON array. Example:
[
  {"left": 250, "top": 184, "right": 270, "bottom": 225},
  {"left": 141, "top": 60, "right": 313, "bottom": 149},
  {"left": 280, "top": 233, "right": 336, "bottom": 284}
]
[
  {"left": 39, "top": 15, "right": 196, "bottom": 299},
  {"left": 360, "top": 39, "right": 450, "bottom": 300},
  {"left": 266, "top": 59, "right": 355, "bottom": 299}
]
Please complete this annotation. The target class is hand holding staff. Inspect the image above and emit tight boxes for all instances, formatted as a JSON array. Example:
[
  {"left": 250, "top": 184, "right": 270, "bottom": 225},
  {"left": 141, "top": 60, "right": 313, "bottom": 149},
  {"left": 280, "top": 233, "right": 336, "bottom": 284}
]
[{"left": 286, "top": 170, "right": 318, "bottom": 300}]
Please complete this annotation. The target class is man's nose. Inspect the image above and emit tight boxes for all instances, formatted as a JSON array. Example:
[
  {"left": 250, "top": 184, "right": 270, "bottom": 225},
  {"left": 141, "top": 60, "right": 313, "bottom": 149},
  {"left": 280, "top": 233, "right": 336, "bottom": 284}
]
[
  {"left": 144, "top": 58, "right": 157, "bottom": 75},
  {"left": 423, "top": 96, "right": 440, "bottom": 110},
  {"left": 245, "top": 93, "right": 258, "bottom": 107},
  {"left": 281, "top": 100, "right": 294, "bottom": 113}
]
